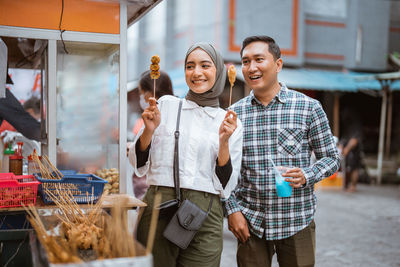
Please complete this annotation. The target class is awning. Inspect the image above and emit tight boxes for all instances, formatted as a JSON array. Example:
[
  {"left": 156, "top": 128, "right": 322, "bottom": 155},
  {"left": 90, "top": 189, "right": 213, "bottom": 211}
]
[{"left": 278, "top": 68, "right": 400, "bottom": 92}]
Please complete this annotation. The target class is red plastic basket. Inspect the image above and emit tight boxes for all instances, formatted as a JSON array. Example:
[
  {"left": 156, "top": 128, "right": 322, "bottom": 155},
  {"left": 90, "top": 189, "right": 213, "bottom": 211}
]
[{"left": 0, "top": 173, "right": 41, "bottom": 208}]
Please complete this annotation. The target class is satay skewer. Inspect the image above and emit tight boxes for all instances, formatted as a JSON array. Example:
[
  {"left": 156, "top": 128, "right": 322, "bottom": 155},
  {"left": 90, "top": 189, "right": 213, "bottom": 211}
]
[
  {"left": 228, "top": 65, "right": 237, "bottom": 107},
  {"left": 150, "top": 55, "right": 160, "bottom": 98}
]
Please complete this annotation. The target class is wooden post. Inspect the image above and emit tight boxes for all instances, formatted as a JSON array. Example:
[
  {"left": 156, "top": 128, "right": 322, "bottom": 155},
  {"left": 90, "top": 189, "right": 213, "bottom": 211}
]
[
  {"left": 385, "top": 89, "right": 393, "bottom": 159},
  {"left": 333, "top": 93, "right": 340, "bottom": 137}
]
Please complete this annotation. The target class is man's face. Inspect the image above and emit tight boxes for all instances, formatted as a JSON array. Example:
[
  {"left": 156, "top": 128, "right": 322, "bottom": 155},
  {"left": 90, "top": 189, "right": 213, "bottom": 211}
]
[{"left": 241, "top": 41, "right": 282, "bottom": 92}]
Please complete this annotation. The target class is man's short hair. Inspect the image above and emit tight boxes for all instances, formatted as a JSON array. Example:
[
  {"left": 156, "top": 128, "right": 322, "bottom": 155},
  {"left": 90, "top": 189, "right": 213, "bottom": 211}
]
[{"left": 240, "top": 35, "right": 281, "bottom": 60}]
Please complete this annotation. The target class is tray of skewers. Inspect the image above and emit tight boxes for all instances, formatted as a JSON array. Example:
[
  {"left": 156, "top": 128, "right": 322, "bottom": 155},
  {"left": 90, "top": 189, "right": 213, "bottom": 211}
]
[{"left": 34, "top": 170, "right": 107, "bottom": 204}]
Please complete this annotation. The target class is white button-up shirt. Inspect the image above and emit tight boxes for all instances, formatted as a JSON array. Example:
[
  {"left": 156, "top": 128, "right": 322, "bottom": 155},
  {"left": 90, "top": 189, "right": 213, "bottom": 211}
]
[{"left": 128, "top": 95, "right": 243, "bottom": 199}]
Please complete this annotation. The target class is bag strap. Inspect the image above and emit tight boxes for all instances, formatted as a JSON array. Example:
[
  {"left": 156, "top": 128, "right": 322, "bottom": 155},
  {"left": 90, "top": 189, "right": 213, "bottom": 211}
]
[
  {"left": 173, "top": 99, "right": 183, "bottom": 203},
  {"left": 174, "top": 99, "right": 214, "bottom": 212}
]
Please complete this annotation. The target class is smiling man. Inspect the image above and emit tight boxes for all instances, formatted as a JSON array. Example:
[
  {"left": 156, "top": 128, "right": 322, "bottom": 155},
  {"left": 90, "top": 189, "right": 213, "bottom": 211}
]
[{"left": 225, "top": 36, "right": 340, "bottom": 267}]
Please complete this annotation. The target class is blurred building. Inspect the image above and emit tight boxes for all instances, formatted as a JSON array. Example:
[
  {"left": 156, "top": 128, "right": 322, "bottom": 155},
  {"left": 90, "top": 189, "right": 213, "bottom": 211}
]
[{"left": 127, "top": 0, "right": 400, "bottom": 159}]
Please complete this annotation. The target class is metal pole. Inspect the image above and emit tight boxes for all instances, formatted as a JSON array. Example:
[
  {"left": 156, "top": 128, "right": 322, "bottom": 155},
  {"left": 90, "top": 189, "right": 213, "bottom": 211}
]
[
  {"left": 119, "top": 1, "right": 128, "bottom": 194},
  {"left": 333, "top": 93, "right": 340, "bottom": 137},
  {"left": 47, "top": 39, "right": 57, "bottom": 165},
  {"left": 377, "top": 82, "right": 388, "bottom": 185}
]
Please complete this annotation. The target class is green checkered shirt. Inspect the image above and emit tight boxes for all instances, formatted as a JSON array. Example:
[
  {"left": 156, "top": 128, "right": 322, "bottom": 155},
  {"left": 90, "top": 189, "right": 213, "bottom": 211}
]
[{"left": 225, "top": 83, "right": 340, "bottom": 240}]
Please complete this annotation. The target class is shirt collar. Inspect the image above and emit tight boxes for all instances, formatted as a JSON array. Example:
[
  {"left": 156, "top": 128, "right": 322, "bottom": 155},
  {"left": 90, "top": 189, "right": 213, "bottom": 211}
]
[
  {"left": 277, "top": 82, "right": 288, "bottom": 103},
  {"left": 250, "top": 82, "right": 288, "bottom": 106},
  {"left": 183, "top": 99, "right": 219, "bottom": 118}
]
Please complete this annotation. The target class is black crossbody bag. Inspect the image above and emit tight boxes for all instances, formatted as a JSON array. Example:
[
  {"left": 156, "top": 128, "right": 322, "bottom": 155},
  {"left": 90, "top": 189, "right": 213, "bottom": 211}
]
[{"left": 157, "top": 99, "right": 213, "bottom": 249}]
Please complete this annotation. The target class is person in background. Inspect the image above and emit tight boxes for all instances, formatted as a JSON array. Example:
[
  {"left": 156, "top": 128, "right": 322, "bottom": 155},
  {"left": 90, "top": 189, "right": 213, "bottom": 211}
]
[
  {"left": 129, "top": 42, "right": 243, "bottom": 267},
  {"left": 131, "top": 70, "right": 174, "bottom": 199},
  {"left": 340, "top": 124, "right": 363, "bottom": 192},
  {"left": 0, "top": 83, "right": 40, "bottom": 141},
  {"left": 1, "top": 95, "right": 41, "bottom": 157},
  {"left": 0, "top": 75, "right": 41, "bottom": 160},
  {"left": 23, "top": 96, "right": 41, "bottom": 121},
  {"left": 225, "top": 36, "right": 340, "bottom": 267}
]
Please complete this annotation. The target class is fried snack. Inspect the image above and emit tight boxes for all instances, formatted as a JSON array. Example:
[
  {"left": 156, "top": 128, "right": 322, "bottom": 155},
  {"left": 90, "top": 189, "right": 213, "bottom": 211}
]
[
  {"left": 95, "top": 168, "right": 119, "bottom": 195},
  {"left": 228, "top": 65, "right": 237, "bottom": 86},
  {"left": 151, "top": 55, "right": 160, "bottom": 64},
  {"left": 150, "top": 72, "right": 160, "bottom": 79},
  {"left": 150, "top": 64, "right": 160, "bottom": 71}
]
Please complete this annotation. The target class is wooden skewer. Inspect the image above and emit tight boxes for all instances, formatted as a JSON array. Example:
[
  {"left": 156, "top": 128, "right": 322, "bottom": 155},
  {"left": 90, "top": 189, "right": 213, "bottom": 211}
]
[
  {"left": 42, "top": 155, "right": 55, "bottom": 179},
  {"left": 43, "top": 155, "right": 63, "bottom": 179},
  {"left": 229, "top": 84, "right": 233, "bottom": 107},
  {"left": 34, "top": 155, "right": 49, "bottom": 179},
  {"left": 154, "top": 79, "right": 156, "bottom": 98},
  {"left": 33, "top": 154, "right": 55, "bottom": 179}
]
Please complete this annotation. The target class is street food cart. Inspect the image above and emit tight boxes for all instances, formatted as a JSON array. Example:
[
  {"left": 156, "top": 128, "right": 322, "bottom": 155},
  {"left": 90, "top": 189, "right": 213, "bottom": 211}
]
[
  {"left": 0, "top": 0, "right": 161, "bottom": 193},
  {"left": 0, "top": 0, "right": 161, "bottom": 265}
]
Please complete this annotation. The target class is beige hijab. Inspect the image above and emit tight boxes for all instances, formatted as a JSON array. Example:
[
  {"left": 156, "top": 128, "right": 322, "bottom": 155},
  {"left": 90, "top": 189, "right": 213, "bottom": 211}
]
[{"left": 184, "top": 42, "right": 226, "bottom": 107}]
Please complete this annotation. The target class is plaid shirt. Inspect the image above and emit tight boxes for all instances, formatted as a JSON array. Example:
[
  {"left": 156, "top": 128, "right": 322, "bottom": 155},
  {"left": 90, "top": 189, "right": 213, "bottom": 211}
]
[{"left": 225, "top": 83, "right": 340, "bottom": 240}]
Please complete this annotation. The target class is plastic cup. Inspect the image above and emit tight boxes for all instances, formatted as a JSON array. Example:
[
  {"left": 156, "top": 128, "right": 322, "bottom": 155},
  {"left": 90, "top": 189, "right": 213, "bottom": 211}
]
[{"left": 274, "top": 166, "right": 293, "bottom": 197}]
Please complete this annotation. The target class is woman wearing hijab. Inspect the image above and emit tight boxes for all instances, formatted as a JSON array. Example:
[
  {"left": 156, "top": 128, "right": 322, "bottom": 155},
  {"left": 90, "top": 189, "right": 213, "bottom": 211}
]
[{"left": 129, "top": 43, "right": 243, "bottom": 266}]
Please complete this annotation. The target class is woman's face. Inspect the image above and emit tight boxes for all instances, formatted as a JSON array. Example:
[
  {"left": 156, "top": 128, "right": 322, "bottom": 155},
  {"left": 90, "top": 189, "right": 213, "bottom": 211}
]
[{"left": 185, "top": 48, "right": 217, "bottom": 94}]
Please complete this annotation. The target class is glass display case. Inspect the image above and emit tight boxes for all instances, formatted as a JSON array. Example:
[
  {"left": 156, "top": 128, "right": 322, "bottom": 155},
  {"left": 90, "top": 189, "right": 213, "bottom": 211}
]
[
  {"left": 57, "top": 41, "right": 119, "bottom": 173},
  {"left": 56, "top": 42, "right": 121, "bottom": 192}
]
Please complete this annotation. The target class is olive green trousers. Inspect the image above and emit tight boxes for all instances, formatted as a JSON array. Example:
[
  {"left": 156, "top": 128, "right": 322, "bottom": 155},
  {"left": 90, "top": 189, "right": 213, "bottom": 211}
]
[
  {"left": 137, "top": 186, "right": 223, "bottom": 267},
  {"left": 237, "top": 221, "right": 316, "bottom": 267}
]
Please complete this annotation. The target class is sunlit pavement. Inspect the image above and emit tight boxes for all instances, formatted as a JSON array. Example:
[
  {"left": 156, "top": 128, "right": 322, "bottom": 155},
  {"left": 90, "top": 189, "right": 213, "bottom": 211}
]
[{"left": 221, "top": 184, "right": 400, "bottom": 267}]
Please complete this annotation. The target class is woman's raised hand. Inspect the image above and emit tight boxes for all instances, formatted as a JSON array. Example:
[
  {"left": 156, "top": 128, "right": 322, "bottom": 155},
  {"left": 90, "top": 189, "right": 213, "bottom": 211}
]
[
  {"left": 219, "top": 110, "right": 237, "bottom": 144},
  {"left": 142, "top": 97, "right": 160, "bottom": 134}
]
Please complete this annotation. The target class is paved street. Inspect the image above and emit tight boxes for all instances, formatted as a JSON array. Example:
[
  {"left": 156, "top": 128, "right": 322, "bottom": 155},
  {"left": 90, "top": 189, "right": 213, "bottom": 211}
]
[{"left": 221, "top": 184, "right": 400, "bottom": 267}]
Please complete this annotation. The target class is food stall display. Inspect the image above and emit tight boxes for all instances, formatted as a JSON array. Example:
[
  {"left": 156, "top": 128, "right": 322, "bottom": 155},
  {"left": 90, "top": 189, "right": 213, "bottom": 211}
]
[
  {"left": 0, "top": 0, "right": 162, "bottom": 193},
  {"left": 0, "top": 0, "right": 161, "bottom": 265},
  {"left": 26, "top": 188, "right": 149, "bottom": 264}
]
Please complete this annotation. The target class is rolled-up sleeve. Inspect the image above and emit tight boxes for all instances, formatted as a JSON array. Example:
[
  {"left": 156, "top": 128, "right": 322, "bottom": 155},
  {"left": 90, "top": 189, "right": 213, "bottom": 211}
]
[
  {"left": 302, "top": 102, "right": 340, "bottom": 187},
  {"left": 225, "top": 191, "right": 241, "bottom": 215},
  {"left": 128, "top": 126, "right": 151, "bottom": 177}
]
